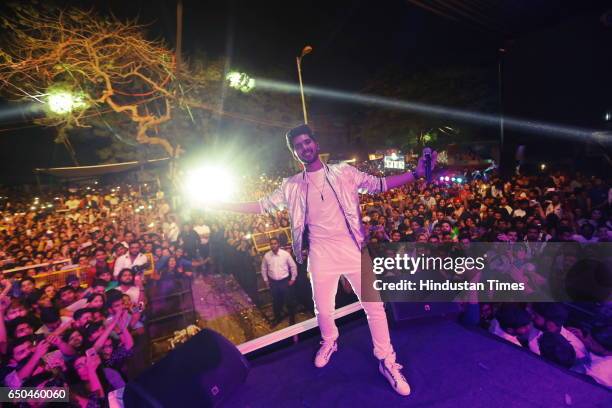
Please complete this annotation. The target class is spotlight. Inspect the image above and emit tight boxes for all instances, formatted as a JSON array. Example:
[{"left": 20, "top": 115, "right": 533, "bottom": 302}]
[
  {"left": 46, "top": 90, "right": 88, "bottom": 114},
  {"left": 184, "top": 165, "right": 236, "bottom": 203},
  {"left": 226, "top": 71, "right": 255, "bottom": 93},
  {"left": 540, "top": 163, "right": 547, "bottom": 171},
  {"left": 456, "top": 177, "right": 463, "bottom": 183},
  {"left": 451, "top": 177, "right": 456, "bottom": 182},
  {"left": 444, "top": 176, "right": 450, "bottom": 181},
  {"left": 439, "top": 176, "right": 444, "bottom": 181}
]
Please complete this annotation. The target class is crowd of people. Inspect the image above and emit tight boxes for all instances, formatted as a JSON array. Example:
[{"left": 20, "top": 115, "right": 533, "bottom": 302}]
[
  {"left": 0, "top": 164, "right": 610, "bottom": 405},
  {"left": 356, "top": 169, "right": 611, "bottom": 389},
  {"left": 0, "top": 174, "right": 304, "bottom": 405}
]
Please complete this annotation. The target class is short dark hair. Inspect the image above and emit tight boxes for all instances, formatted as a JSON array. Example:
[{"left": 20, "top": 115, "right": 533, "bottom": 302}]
[
  {"left": 58, "top": 286, "right": 75, "bottom": 296},
  {"left": 118, "top": 268, "right": 134, "bottom": 279},
  {"left": 20, "top": 277, "right": 35, "bottom": 286},
  {"left": 73, "top": 307, "right": 94, "bottom": 321},
  {"left": 538, "top": 332, "right": 576, "bottom": 368},
  {"left": 285, "top": 124, "right": 316, "bottom": 151},
  {"left": 531, "top": 303, "right": 568, "bottom": 327},
  {"left": 105, "top": 289, "right": 124, "bottom": 308},
  {"left": 62, "top": 328, "right": 82, "bottom": 343},
  {"left": 8, "top": 317, "right": 33, "bottom": 337},
  {"left": 92, "top": 279, "right": 108, "bottom": 288},
  {"left": 496, "top": 305, "right": 531, "bottom": 331},
  {"left": 8, "top": 335, "right": 34, "bottom": 356}
]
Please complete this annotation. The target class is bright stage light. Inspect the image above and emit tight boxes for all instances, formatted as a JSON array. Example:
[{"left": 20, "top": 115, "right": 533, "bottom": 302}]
[
  {"left": 226, "top": 71, "right": 255, "bottom": 93},
  {"left": 184, "top": 166, "right": 237, "bottom": 203},
  {"left": 439, "top": 176, "right": 444, "bottom": 181},
  {"left": 46, "top": 90, "right": 88, "bottom": 114},
  {"left": 456, "top": 177, "right": 463, "bottom": 183},
  {"left": 444, "top": 176, "right": 450, "bottom": 181},
  {"left": 451, "top": 177, "right": 456, "bottom": 182}
]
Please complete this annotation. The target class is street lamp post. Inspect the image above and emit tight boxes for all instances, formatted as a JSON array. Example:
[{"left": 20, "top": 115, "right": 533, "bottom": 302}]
[{"left": 296, "top": 45, "right": 312, "bottom": 124}]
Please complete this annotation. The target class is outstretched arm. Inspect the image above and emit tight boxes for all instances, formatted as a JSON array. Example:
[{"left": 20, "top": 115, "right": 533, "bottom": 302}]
[
  {"left": 207, "top": 184, "right": 286, "bottom": 215},
  {"left": 206, "top": 201, "right": 262, "bottom": 214},
  {"left": 385, "top": 151, "right": 438, "bottom": 190}
]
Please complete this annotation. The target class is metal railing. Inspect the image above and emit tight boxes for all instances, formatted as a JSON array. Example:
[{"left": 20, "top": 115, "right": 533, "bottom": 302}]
[
  {"left": 251, "top": 227, "right": 292, "bottom": 253},
  {"left": 1, "top": 254, "right": 155, "bottom": 287}
]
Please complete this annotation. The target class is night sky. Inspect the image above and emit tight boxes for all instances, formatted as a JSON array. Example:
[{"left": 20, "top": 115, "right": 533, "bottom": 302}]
[{"left": 0, "top": 0, "right": 610, "bottom": 183}]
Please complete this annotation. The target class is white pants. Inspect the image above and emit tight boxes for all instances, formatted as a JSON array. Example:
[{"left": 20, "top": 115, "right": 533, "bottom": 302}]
[{"left": 310, "top": 265, "right": 394, "bottom": 360}]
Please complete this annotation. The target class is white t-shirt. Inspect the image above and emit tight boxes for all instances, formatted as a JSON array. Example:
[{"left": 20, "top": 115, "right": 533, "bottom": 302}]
[
  {"left": 113, "top": 252, "right": 149, "bottom": 277},
  {"left": 194, "top": 224, "right": 211, "bottom": 237},
  {"left": 118, "top": 285, "right": 141, "bottom": 305},
  {"left": 531, "top": 326, "right": 588, "bottom": 359},
  {"left": 305, "top": 168, "right": 361, "bottom": 276}
]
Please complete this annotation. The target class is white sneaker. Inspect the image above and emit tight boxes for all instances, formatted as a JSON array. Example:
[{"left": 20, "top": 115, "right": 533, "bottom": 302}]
[
  {"left": 314, "top": 340, "right": 338, "bottom": 368},
  {"left": 379, "top": 353, "right": 411, "bottom": 396}
]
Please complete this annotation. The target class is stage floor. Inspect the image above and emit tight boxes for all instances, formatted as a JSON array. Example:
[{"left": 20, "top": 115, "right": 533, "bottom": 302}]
[
  {"left": 191, "top": 275, "right": 314, "bottom": 345},
  {"left": 225, "top": 317, "right": 611, "bottom": 408}
]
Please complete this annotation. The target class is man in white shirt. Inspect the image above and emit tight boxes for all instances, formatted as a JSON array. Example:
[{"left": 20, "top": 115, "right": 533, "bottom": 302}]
[
  {"left": 529, "top": 303, "right": 587, "bottom": 360},
  {"left": 545, "top": 194, "right": 563, "bottom": 218},
  {"left": 116, "top": 268, "right": 143, "bottom": 306},
  {"left": 113, "top": 241, "right": 149, "bottom": 278},
  {"left": 261, "top": 237, "right": 298, "bottom": 325},
  {"left": 489, "top": 305, "right": 541, "bottom": 354},
  {"left": 193, "top": 217, "right": 211, "bottom": 244},
  {"left": 162, "top": 215, "right": 180, "bottom": 243},
  {"left": 210, "top": 124, "right": 435, "bottom": 396}
]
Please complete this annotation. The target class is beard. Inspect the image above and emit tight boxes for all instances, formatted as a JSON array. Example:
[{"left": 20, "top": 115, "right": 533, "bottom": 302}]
[{"left": 298, "top": 149, "right": 319, "bottom": 165}]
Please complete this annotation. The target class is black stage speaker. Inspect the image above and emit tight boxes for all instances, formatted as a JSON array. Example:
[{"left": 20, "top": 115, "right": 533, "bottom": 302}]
[
  {"left": 389, "top": 302, "right": 460, "bottom": 323},
  {"left": 124, "top": 329, "right": 250, "bottom": 408}
]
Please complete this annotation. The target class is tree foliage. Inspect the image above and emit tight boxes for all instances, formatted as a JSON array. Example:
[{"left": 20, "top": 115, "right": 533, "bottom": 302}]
[
  {"left": 0, "top": 2, "right": 305, "bottom": 167},
  {"left": 0, "top": 3, "right": 211, "bottom": 157}
]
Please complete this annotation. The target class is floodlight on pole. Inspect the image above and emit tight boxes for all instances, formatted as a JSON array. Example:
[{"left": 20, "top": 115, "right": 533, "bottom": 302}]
[{"left": 296, "top": 45, "right": 313, "bottom": 124}]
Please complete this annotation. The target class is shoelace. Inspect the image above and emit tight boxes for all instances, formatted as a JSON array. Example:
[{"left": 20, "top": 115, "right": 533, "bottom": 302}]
[
  {"left": 317, "top": 341, "right": 335, "bottom": 358},
  {"left": 385, "top": 362, "right": 407, "bottom": 383}
]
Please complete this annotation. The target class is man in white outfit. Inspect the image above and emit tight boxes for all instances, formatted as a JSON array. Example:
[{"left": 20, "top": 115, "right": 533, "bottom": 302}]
[
  {"left": 261, "top": 237, "right": 298, "bottom": 325},
  {"left": 211, "top": 124, "right": 436, "bottom": 396}
]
